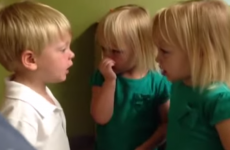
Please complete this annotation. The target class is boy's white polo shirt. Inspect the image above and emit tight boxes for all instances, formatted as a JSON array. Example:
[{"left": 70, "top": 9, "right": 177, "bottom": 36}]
[{"left": 1, "top": 78, "right": 70, "bottom": 150}]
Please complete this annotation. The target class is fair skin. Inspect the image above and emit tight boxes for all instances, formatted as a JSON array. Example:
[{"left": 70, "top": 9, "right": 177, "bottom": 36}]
[
  {"left": 91, "top": 46, "right": 169, "bottom": 149},
  {"left": 13, "top": 32, "right": 74, "bottom": 104},
  {"left": 216, "top": 120, "right": 230, "bottom": 150},
  {"left": 91, "top": 58, "right": 116, "bottom": 124},
  {"left": 156, "top": 43, "right": 190, "bottom": 83},
  {"left": 157, "top": 43, "right": 230, "bottom": 150},
  {"left": 91, "top": 47, "right": 138, "bottom": 124}
]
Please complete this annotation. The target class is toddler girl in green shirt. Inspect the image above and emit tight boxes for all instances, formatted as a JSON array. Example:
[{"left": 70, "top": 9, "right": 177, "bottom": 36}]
[
  {"left": 152, "top": 0, "right": 230, "bottom": 150},
  {"left": 91, "top": 4, "right": 171, "bottom": 150}
]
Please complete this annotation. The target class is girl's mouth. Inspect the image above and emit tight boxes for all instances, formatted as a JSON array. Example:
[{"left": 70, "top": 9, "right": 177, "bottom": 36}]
[{"left": 161, "top": 70, "right": 167, "bottom": 76}]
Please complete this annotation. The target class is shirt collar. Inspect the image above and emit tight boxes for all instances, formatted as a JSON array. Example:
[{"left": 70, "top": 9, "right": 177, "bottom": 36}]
[{"left": 4, "top": 78, "right": 62, "bottom": 118}]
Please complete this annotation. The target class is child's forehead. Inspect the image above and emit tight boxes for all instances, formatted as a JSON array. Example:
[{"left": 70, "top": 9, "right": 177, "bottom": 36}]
[
  {"left": 100, "top": 42, "right": 130, "bottom": 51},
  {"left": 48, "top": 33, "right": 71, "bottom": 47},
  {"left": 158, "top": 40, "right": 171, "bottom": 48},
  {"left": 101, "top": 45, "right": 126, "bottom": 52},
  {"left": 99, "top": 38, "right": 129, "bottom": 51},
  {"left": 153, "top": 26, "right": 178, "bottom": 50}
]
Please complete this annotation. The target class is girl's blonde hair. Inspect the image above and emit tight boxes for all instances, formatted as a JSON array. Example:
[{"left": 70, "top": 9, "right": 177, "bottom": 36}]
[
  {"left": 152, "top": 0, "right": 230, "bottom": 88},
  {"left": 96, "top": 4, "right": 159, "bottom": 72}
]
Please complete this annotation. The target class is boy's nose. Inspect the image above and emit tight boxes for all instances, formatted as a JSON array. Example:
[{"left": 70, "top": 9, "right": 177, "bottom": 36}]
[{"left": 70, "top": 50, "right": 75, "bottom": 59}]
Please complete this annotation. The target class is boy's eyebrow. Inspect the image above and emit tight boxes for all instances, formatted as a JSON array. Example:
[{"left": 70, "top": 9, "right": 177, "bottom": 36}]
[
  {"left": 53, "top": 43, "right": 66, "bottom": 50},
  {"left": 57, "top": 39, "right": 70, "bottom": 46}
]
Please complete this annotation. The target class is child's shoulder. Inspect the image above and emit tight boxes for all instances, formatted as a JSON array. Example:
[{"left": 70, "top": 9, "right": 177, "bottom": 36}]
[
  {"left": 1, "top": 99, "right": 39, "bottom": 122},
  {"left": 190, "top": 83, "right": 230, "bottom": 101},
  {"left": 2, "top": 78, "right": 50, "bottom": 122},
  {"left": 202, "top": 84, "right": 230, "bottom": 125},
  {"left": 1, "top": 97, "right": 39, "bottom": 133},
  {"left": 148, "top": 71, "right": 171, "bottom": 87},
  {"left": 149, "top": 70, "right": 165, "bottom": 79},
  {"left": 204, "top": 84, "right": 230, "bottom": 103}
]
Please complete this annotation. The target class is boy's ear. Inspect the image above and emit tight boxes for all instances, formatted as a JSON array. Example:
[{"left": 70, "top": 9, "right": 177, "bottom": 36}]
[{"left": 21, "top": 50, "right": 37, "bottom": 71}]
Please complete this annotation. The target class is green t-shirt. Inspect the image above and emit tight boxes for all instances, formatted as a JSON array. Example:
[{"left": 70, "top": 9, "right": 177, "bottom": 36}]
[
  {"left": 167, "top": 81, "right": 230, "bottom": 150},
  {"left": 91, "top": 70, "right": 171, "bottom": 150}
]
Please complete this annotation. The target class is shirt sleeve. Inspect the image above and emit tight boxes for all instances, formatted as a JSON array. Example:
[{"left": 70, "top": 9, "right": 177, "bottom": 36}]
[
  {"left": 90, "top": 69, "right": 105, "bottom": 87},
  {"left": 157, "top": 75, "right": 171, "bottom": 105},
  {"left": 207, "top": 92, "right": 230, "bottom": 125},
  {"left": 8, "top": 119, "right": 37, "bottom": 146}
]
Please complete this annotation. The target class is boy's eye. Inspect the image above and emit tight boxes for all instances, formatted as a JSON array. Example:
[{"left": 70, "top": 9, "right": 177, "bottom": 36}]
[{"left": 61, "top": 48, "right": 67, "bottom": 52}]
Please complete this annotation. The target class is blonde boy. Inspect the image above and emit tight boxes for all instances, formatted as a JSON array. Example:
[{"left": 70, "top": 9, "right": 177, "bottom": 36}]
[{"left": 0, "top": 1, "right": 74, "bottom": 150}]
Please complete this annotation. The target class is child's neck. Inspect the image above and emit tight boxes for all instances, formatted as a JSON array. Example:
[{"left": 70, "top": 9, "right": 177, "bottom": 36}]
[
  {"left": 183, "top": 77, "right": 192, "bottom": 86},
  {"left": 121, "top": 69, "right": 148, "bottom": 79},
  {"left": 11, "top": 74, "right": 55, "bottom": 105}
]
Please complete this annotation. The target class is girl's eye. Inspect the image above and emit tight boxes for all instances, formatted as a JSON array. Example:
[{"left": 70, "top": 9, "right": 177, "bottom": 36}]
[
  {"left": 112, "top": 49, "right": 122, "bottom": 54},
  {"left": 101, "top": 47, "right": 106, "bottom": 52},
  {"left": 159, "top": 48, "right": 169, "bottom": 54}
]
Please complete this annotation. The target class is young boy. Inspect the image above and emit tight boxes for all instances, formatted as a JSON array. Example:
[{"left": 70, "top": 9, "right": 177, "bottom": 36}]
[{"left": 0, "top": 1, "right": 74, "bottom": 150}]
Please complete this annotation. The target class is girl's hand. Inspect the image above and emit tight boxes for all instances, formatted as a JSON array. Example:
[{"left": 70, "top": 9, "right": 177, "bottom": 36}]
[{"left": 99, "top": 58, "right": 116, "bottom": 81}]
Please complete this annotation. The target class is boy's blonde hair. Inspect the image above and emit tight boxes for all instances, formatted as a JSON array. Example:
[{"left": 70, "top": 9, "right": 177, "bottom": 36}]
[
  {"left": 96, "top": 4, "right": 159, "bottom": 72},
  {"left": 152, "top": 0, "right": 230, "bottom": 88},
  {"left": 0, "top": 1, "right": 71, "bottom": 72}
]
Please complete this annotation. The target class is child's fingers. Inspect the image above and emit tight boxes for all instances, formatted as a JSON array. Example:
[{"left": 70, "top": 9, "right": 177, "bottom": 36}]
[{"left": 101, "top": 59, "right": 114, "bottom": 68}]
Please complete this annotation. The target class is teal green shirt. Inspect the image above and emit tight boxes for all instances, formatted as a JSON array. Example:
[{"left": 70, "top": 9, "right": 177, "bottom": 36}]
[
  {"left": 91, "top": 70, "right": 171, "bottom": 150},
  {"left": 167, "top": 81, "right": 230, "bottom": 150}
]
